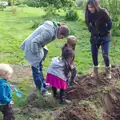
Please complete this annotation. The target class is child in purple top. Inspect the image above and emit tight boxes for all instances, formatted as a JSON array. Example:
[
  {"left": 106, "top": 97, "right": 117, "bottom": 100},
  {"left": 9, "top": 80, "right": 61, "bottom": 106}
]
[{"left": 62, "top": 35, "right": 77, "bottom": 85}]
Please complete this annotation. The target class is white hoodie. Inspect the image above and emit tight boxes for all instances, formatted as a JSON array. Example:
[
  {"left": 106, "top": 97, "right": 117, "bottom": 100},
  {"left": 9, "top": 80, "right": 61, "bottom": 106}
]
[{"left": 47, "top": 57, "right": 67, "bottom": 81}]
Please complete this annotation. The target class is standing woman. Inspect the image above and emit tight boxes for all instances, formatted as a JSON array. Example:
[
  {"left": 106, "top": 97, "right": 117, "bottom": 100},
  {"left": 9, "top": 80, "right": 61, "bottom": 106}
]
[
  {"left": 85, "top": 0, "right": 112, "bottom": 79},
  {"left": 20, "top": 21, "right": 70, "bottom": 95}
]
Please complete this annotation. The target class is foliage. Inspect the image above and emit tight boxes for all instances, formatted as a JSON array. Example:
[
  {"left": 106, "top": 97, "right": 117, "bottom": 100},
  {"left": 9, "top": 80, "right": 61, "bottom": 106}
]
[
  {"left": 31, "top": 20, "right": 40, "bottom": 29},
  {"left": 65, "top": 8, "right": 79, "bottom": 21},
  {"left": 100, "top": 0, "right": 120, "bottom": 36},
  {"left": 112, "top": 21, "right": 120, "bottom": 37},
  {"left": 0, "top": 6, "right": 120, "bottom": 75},
  {"left": 14, "top": 0, "right": 26, "bottom": 5},
  {"left": 23, "top": 0, "right": 75, "bottom": 9},
  {"left": 75, "top": 0, "right": 84, "bottom": 7},
  {"left": 0, "top": 6, "right": 120, "bottom": 119},
  {"left": 24, "top": 0, "right": 48, "bottom": 7},
  {"left": 44, "top": 5, "right": 57, "bottom": 16},
  {"left": 0, "top": 1, "right": 8, "bottom": 11},
  {"left": 0, "top": 4, "right": 5, "bottom": 11}
]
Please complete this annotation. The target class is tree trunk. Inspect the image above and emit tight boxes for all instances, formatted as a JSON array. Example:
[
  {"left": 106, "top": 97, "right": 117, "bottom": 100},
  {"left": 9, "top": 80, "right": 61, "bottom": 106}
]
[{"left": 8, "top": 0, "right": 12, "bottom": 6}]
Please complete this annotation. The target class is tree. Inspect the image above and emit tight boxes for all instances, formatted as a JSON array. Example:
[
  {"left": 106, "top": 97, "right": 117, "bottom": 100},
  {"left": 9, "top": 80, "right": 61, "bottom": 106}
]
[{"left": 101, "top": 0, "right": 120, "bottom": 36}]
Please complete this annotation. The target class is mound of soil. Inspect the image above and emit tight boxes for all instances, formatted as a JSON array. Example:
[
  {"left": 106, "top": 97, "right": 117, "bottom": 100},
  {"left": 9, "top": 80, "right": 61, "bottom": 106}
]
[
  {"left": 103, "top": 88, "right": 120, "bottom": 120},
  {"left": 55, "top": 103, "right": 96, "bottom": 120},
  {"left": 55, "top": 67, "right": 120, "bottom": 120},
  {"left": 18, "top": 66, "right": 120, "bottom": 120},
  {"left": 66, "top": 67, "right": 120, "bottom": 101}
]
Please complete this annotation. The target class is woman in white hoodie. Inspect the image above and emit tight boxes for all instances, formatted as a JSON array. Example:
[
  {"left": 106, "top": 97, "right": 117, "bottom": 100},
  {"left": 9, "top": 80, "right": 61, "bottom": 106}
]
[{"left": 20, "top": 21, "right": 70, "bottom": 95}]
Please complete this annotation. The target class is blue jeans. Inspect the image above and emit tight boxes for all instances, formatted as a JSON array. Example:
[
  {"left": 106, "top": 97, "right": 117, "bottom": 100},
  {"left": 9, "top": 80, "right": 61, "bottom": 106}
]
[
  {"left": 31, "top": 62, "right": 46, "bottom": 92},
  {"left": 91, "top": 36, "right": 111, "bottom": 67}
]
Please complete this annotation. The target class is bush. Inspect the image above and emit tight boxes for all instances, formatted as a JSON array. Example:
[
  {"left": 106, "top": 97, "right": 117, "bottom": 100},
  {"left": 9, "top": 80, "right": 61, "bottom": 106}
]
[
  {"left": 112, "top": 21, "right": 120, "bottom": 37},
  {"left": 31, "top": 20, "right": 40, "bottom": 29},
  {"left": 44, "top": 5, "right": 57, "bottom": 16},
  {"left": 0, "top": 1, "right": 8, "bottom": 11},
  {"left": 76, "top": 0, "right": 84, "bottom": 7},
  {"left": 23, "top": 0, "right": 75, "bottom": 9},
  {"left": 65, "top": 8, "right": 79, "bottom": 21},
  {"left": 24, "top": 0, "right": 48, "bottom": 7}
]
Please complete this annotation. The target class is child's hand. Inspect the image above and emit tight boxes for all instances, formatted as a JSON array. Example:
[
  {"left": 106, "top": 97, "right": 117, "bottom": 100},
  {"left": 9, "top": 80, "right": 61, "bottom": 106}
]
[
  {"left": 10, "top": 84, "right": 15, "bottom": 90},
  {"left": 70, "top": 64, "right": 74, "bottom": 70},
  {"left": 73, "top": 81, "right": 78, "bottom": 85},
  {"left": 10, "top": 101, "right": 14, "bottom": 105}
]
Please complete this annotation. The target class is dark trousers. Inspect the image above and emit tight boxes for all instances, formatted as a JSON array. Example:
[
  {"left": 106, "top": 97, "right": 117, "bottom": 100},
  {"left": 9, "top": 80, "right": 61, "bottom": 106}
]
[
  {"left": 91, "top": 40, "right": 110, "bottom": 67},
  {"left": 71, "top": 67, "right": 77, "bottom": 81},
  {"left": 52, "top": 87, "right": 64, "bottom": 101},
  {"left": 31, "top": 61, "right": 46, "bottom": 92},
  {"left": 0, "top": 104, "right": 15, "bottom": 120}
]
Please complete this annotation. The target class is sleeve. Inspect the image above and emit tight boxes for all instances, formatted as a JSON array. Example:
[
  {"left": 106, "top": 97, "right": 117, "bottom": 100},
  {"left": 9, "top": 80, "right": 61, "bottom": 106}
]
[
  {"left": 31, "top": 34, "right": 43, "bottom": 53},
  {"left": 88, "top": 22, "right": 93, "bottom": 32},
  {"left": 0, "top": 85, "right": 12, "bottom": 104},
  {"left": 104, "top": 9, "right": 112, "bottom": 31},
  {"left": 31, "top": 31, "right": 52, "bottom": 53},
  {"left": 85, "top": 13, "right": 93, "bottom": 32},
  {"left": 106, "top": 17, "right": 112, "bottom": 31}
]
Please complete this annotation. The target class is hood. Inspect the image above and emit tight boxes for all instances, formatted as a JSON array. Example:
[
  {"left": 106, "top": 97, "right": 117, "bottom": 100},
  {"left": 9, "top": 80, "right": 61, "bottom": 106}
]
[{"left": 0, "top": 78, "right": 8, "bottom": 86}]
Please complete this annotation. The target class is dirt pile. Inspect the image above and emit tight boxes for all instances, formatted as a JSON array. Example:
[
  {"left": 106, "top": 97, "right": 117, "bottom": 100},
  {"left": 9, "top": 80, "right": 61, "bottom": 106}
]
[
  {"left": 56, "top": 67, "right": 120, "bottom": 120},
  {"left": 18, "top": 66, "right": 120, "bottom": 120},
  {"left": 55, "top": 103, "right": 96, "bottom": 120},
  {"left": 103, "top": 88, "right": 120, "bottom": 120},
  {"left": 66, "top": 66, "right": 120, "bottom": 101}
]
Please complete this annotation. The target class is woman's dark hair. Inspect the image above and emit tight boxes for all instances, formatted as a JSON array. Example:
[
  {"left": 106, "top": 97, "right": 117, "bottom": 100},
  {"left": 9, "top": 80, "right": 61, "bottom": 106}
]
[
  {"left": 85, "top": 0, "right": 110, "bottom": 31},
  {"left": 95, "top": 9, "right": 110, "bottom": 31},
  {"left": 57, "top": 22, "right": 70, "bottom": 37},
  {"left": 85, "top": 0, "right": 100, "bottom": 26},
  {"left": 62, "top": 47, "right": 75, "bottom": 78}
]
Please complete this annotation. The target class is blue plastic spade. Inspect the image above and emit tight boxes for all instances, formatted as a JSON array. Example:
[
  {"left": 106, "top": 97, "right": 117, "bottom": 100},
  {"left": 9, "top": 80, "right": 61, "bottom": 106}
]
[
  {"left": 10, "top": 84, "right": 22, "bottom": 97},
  {"left": 14, "top": 88, "right": 22, "bottom": 97}
]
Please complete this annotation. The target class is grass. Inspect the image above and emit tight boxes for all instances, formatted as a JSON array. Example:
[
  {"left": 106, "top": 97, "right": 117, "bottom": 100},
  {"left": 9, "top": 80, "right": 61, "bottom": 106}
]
[
  {"left": 0, "top": 6, "right": 120, "bottom": 73},
  {"left": 0, "top": 6, "right": 120, "bottom": 119}
]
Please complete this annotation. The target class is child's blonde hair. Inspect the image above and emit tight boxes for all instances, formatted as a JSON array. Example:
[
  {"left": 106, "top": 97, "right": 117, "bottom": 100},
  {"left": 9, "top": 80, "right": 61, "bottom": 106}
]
[
  {"left": 67, "top": 36, "right": 77, "bottom": 50},
  {"left": 67, "top": 35, "right": 77, "bottom": 44},
  {"left": 0, "top": 64, "right": 13, "bottom": 78}
]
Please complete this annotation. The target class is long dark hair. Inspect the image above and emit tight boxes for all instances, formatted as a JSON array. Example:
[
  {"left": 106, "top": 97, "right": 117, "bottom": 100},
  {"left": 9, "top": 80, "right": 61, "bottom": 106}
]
[
  {"left": 85, "top": 0, "right": 100, "bottom": 26},
  {"left": 95, "top": 9, "right": 110, "bottom": 31},
  {"left": 85, "top": 0, "right": 110, "bottom": 32},
  {"left": 57, "top": 22, "right": 70, "bottom": 38},
  {"left": 62, "top": 48, "right": 74, "bottom": 78}
]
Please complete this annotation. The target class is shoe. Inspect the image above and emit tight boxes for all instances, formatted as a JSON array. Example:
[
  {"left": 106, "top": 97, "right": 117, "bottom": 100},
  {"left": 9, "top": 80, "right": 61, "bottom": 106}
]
[
  {"left": 91, "top": 66, "right": 98, "bottom": 77},
  {"left": 106, "top": 66, "right": 111, "bottom": 79},
  {"left": 54, "top": 95, "right": 60, "bottom": 99},
  {"left": 42, "top": 91, "right": 51, "bottom": 96},
  {"left": 59, "top": 99, "right": 71, "bottom": 104}
]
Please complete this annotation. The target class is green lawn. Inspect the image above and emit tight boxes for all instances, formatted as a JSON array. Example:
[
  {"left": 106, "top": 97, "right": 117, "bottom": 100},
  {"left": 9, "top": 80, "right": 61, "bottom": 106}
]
[
  {"left": 0, "top": 6, "right": 120, "bottom": 75},
  {"left": 0, "top": 6, "right": 120, "bottom": 74}
]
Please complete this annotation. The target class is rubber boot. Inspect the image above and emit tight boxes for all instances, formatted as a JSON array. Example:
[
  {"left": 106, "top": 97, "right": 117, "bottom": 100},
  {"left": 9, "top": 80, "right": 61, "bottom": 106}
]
[
  {"left": 106, "top": 66, "right": 111, "bottom": 79},
  {"left": 91, "top": 66, "right": 98, "bottom": 77}
]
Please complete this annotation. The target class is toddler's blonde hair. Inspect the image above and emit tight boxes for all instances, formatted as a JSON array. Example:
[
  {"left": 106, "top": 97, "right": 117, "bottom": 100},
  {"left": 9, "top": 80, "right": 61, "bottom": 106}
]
[{"left": 0, "top": 64, "right": 13, "bottom": 78}]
